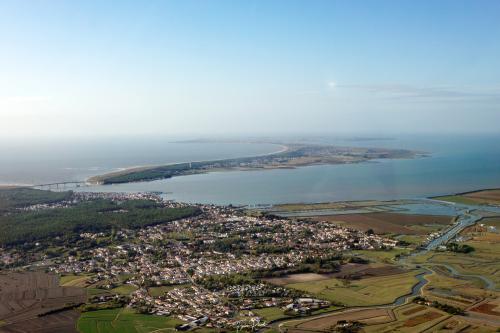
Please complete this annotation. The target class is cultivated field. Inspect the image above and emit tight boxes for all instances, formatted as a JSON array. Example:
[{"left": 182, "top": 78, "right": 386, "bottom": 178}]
[
  {"left": 0, "top": 272, "right": 86, "bottom": 333},
  {"left": 147, "top": 283, "right": 190, "bottom": 297},
  {"left": 351, "top": 248, "right": 411, "bottom": 262},
  {"left": 60, "top": 274, "right": 92, "bottom": 288},
  {"left": 284, "top": 271, "right": 420, "bottom": 307},
  {"left": 0, "top": 310, "right": 79, "bottom": 333},
  {"left": 424, "top": 225, "right": 500, "bottom": 290},
  {"left": 110, "top": 284, "right": 138, "bottom": 296},
  {"left": 270, "top": 200, "right": 399, "bottom": 213},
  {"left": 77, "top": 307, "right": 183, "bottom": 333},
  {"left": 263, "top": 273, "right": 334, "bottom": 286},
  {"left": 284, "top": 308, "right": 394, "bottom": 332},
  {"left": 310, "top": 212, "right": 452, "bottom": 235},
  {"left": 434, "top": 189, "right": 500, "bottom": 205},
  {"left": 363, "top": 303, "right": 449, "bottom": 333},
  {"left": 252, "top": 307, "right": 289, "bottom": 322}
]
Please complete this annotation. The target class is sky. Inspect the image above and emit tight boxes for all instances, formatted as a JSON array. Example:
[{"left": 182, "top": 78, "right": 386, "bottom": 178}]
[{"left": 1, "top": 0, "right": 500, "bottom": 138}]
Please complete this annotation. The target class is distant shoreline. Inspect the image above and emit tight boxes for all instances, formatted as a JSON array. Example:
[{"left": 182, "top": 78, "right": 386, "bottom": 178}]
[
  {"left": 87, "top": 142, "right": 289, "bottom": 185},
  {"left": 87, "top": 142, "right": 421, "bottom": 185}
]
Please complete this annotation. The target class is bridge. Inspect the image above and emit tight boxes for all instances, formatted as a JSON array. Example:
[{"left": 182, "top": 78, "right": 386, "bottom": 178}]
[{"left": 31, "top": 181, "right": 87, "bottom": 190}]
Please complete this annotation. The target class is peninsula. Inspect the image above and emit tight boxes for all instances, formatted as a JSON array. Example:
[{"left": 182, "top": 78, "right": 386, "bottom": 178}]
[{"left": 89, "top": 143, "right": 421, "bottom": 185}]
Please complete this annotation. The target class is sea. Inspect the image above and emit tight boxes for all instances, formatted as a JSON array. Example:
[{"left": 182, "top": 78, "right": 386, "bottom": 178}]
[{"left": 1, "top": 134, "right": 500, "bottom": 205}]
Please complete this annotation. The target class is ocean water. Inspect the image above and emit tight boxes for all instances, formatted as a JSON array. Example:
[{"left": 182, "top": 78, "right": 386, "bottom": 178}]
[
  {"left": 0, "top": 137, "right": 280, "bottom": 185},
  {"left": 76, "top": 134, "right": 500, "bottom": 205}
]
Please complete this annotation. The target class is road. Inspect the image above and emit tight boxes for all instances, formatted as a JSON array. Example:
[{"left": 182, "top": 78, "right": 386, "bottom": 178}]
[{"left": 425, "top": 211, "right": 481, "bottom": 250}]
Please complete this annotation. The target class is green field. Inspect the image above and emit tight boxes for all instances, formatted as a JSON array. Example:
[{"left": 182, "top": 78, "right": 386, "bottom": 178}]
[
  {"left": 426, "top": 240, "right": 500, "bottom": 289},
  {"left": 111, "top": 284, "right": 138, "bottom": 295},
  {"left": 60, "top": 274, "right": 91, "bottom": 287},
  {"left": 286, "top": 271, "right": 420, "bottom": 307},
  {"left": 364, "top": 303, "right": 449, "bottom": 333},
  {"left": 397, "top": 235, "right": 426, "bottom": 246},
  {"left": 87, "top": 288, "right": 112, "bottom": 297},
  {"left": 77, "top": 308, "right": 184, "bottom": 333},
  {"left": 432, "top": 195, "right": 480, "bottom": 205},
  {"left": 148, "top": 284, "right": 190, "bottom": 297},
  {"left": 252, "top": 307, "right": 288, "bottom": 322},
  {"left": 351, "top": 248, "right": 411, "bottom": 263}
]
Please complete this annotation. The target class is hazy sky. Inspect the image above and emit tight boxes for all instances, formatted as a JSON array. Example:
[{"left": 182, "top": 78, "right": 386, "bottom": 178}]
[{"left": 1, "top": 0, "right": 500, "bottom": 138}]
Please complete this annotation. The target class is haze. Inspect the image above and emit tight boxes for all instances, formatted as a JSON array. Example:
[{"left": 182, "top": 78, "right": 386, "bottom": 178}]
[{"left": 1, "top": 0, "right": 500, "bottom": 138}]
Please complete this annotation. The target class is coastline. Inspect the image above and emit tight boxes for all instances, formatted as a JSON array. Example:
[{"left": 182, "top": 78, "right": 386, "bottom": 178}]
[
  {"left": 88, "top": 142, "right": 420, "bottom": 185},
  {"left": 87, "top": 142, "right": 290, "bottom": 185}
]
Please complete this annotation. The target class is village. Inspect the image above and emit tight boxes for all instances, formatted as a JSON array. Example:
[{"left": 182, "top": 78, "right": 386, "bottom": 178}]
[{"left": 40, "top": 192, "right": 398, "bottom": 330}]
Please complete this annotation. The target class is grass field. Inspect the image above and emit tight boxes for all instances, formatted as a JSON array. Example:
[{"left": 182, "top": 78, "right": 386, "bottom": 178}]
[
  {"left": 423, "top": 269, "right": 487, "bottom": 303},
  {"left": 363, "top": 304, "right": 449, "bottom": 333},
  {"left": 315, "top": 212, "right": 451, "bottom": 235},
  {"left": 482, "top": 217, "right": 500, "bottom": 228},
  {"left": 252, "top": 307, "right": 288, "bottom": 322},
  {"left": 351, "top": 248, "right": 411, "bottom": 263},
  {"left": 434, "top": 189, "right": 500, "bottom": 205},
  {"left": 60, "top": 274, "right": 91, "bottom": 287},
  {"left": 423, "top": 230, "right": 500, "bottom": 289},
  {"left": 148, "top": 284, "right": 190, "bottom": 297},
  {"left": 77, "top": 307, "right": 184, "bottom": 333},
  {"left": 397, "top": 234, "right": 426, "bottom": 246},
  {"left": 285, "top": 271, "right": 420, "bottom": 307},
  {"left": 433, "top": 195, "right": 480, "bottom": 205},
  {"left": 87, "top": 288, "right": 112, "bottom": 297},
  {"left": 111, "top": 284, "right": 138, "bottom": 295},
  {"left": 285, "top": 308, "right": 394, "bottom": 331}
]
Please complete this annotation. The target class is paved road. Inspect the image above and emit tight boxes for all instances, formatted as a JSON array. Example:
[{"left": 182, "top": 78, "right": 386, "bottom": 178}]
[{"left": 425, "top": 211, "right": 481, "bottom": 250}]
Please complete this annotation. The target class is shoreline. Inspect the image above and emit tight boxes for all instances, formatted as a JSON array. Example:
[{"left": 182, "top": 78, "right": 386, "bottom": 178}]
[
  {"left": 87, "top": 142, "right": 420, "bottom": 185},
  {"left": 87, "top": 142, "right": 290, "bottom": 185}
]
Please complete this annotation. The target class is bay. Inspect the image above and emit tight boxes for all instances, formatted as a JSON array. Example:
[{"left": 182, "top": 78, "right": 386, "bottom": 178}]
[{"left": 78, "top": 134, "right": 500, "bottom": 205}]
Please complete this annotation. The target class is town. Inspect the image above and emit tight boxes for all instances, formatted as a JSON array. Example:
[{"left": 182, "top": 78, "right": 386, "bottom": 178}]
[{"left": 17, "top": 192, "right": 398, "bottom": 330}]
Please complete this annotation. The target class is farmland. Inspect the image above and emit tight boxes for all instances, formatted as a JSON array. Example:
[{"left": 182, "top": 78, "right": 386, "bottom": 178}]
[
  {"left": 284, "top": 271, "right": 421, "bottom": 307},
  {"left": 0, "top": 309, "right": 80, "bottom": 333},
  {"left": 351, "top": 248, "right": 412, "bottom": 262},
  {"left": 77, "top": 307, "right": 183, "bottom": 333},
  {"left": 60, "top": 275, "right": 92, "bottom": 288},
  {"left": 252, "top": 307, "right": 289, "bottom": 322},
  {"left": 263, "top": 273, "right": 335, "bottom": 286},
  {"left": 111, "top": 284, "right": 138, "bottom": 296},
  {"left": 363, "top": 303, "right": 449, "bottom": 333},
  {"left": 434, "top": 189, "right": 500, "bottom": 205},
  {"left": 419, "top": 220, "right": 500, "bottom": 290},
  {"left": 312, "top": 212, "right": 452, "bottom": 235},
  {"left": 0, "top": 272, "right": 86, "bottom": 333},
  {"left": 280, "top": 298, "right": 500, "bottom": 333},
  {"left": 284, "top": 308, "right": 395, "bottom": 332},
  {"left": 2, "top": 189, "right": 500, "bottom": 332},
  {"left": 147, "top": 284, "right": 190, "bottom": 297},
  {"left": 264, "top": 263, "right": 405, "bottom": 286}
]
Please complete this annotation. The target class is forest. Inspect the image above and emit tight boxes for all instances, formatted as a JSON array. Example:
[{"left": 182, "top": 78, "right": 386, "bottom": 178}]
[
  {"left": 0, "top": 187, "right": 73, "bottom": 213},
  {"left": 0, "top": 193, "right": 200, "bottom": 246}
]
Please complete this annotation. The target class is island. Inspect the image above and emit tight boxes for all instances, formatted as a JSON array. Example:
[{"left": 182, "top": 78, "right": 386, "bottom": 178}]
[{"left": 88, "top": 143, "right": 422, "bottom": 185}]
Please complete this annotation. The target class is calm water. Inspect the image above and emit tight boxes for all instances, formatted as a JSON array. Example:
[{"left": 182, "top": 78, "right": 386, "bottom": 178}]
[
  {"left": 76, "top": 134, "right": 500, "bottom": 205},
  {"left": 0, "top": 137, "right": 280, "bottom": 185}
]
